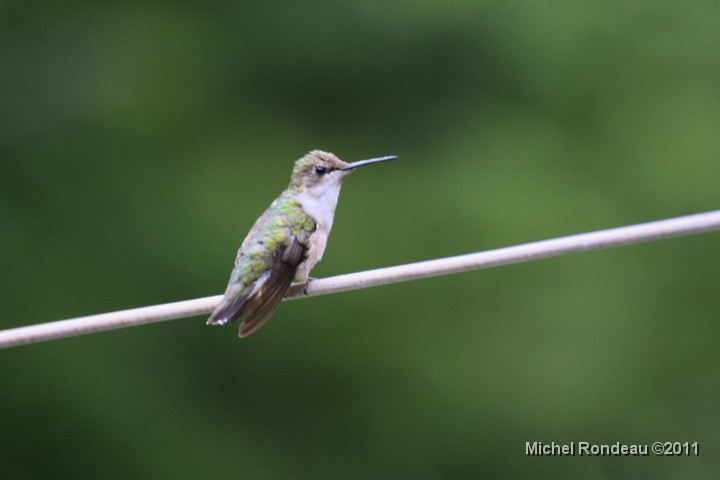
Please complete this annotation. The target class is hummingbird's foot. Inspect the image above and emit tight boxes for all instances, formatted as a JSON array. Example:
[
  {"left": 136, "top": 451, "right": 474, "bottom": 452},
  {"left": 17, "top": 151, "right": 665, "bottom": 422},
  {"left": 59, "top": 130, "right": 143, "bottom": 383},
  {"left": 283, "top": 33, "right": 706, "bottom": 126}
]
[
  {"left": 303, "top": 277, "right": 318, "bottom": 295},
  {"left": 285, "top": 277, "right": 318, "bottom": 298}
]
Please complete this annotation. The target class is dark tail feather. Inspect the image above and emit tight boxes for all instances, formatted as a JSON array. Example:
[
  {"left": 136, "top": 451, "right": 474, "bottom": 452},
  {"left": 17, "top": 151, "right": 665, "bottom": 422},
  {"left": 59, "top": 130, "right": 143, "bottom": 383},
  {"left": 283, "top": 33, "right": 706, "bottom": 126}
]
[{"left": 207, "top": 289, "right": 251, "bottom": 326}]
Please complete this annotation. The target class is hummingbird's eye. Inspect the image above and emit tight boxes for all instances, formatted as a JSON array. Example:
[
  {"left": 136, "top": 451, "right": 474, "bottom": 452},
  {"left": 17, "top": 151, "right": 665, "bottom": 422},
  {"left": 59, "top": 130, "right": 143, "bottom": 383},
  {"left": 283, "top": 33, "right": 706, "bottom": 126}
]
[{"left": 314, "top": 166, "right": 327, "bottom": 175}]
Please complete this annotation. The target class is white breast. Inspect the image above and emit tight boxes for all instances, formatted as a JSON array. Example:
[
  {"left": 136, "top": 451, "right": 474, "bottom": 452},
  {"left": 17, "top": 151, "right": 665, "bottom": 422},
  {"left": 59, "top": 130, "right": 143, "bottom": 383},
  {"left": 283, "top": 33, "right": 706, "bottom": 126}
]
[
  {"left": 295, "top": 178, "right": 342, "bottom": 233},
  {"left": 293, "top": 173, "right": 345, "bottom": 278}
]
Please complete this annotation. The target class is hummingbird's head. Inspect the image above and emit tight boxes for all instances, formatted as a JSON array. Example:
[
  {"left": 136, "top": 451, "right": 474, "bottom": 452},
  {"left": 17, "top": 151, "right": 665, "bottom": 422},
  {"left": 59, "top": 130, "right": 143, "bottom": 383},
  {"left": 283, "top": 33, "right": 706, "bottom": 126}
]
[
  {"left": 289, "top": 150, "right": 352, "bottom": 196},
  {"left": 289, "top": 150, "right": 398, "bottom": 200}
]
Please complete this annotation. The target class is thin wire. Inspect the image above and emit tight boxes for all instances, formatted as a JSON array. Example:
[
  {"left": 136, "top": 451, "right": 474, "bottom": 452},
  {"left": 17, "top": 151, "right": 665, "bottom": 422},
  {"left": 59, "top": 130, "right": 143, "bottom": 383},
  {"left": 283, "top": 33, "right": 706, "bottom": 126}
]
[{"left": 2, "top": 209, "right": 720, "bottom": 349}]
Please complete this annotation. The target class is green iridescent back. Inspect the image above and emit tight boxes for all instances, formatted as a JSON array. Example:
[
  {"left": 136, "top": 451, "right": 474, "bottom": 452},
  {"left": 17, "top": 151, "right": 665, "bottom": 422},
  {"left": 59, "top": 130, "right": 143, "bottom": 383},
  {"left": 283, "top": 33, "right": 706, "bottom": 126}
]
[{"left": 229, "top": 190, "right": 316, "bottom": 287}]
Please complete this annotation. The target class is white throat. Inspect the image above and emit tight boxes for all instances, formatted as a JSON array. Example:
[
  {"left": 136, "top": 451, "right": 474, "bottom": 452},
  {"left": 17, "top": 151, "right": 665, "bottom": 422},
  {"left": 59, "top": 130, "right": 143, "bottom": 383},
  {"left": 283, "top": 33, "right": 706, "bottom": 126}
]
[{"left": 294, "top": 174, "right": 345, "bottom": 231}]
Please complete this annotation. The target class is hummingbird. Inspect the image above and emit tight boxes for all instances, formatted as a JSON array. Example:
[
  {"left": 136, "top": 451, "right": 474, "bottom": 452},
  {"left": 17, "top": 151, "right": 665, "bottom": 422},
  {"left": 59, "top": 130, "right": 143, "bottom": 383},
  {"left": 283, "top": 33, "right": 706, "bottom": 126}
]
[{"left": 207, "top": 150, "right": 397, "bottom": 337}]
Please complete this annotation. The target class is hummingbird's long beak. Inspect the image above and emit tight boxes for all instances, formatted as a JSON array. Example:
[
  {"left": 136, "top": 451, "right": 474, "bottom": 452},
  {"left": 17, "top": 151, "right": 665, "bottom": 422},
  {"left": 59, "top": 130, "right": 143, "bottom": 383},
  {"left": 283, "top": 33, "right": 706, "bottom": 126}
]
[{"left": 341, "top": 155, "right": 398, "bottom": 171}]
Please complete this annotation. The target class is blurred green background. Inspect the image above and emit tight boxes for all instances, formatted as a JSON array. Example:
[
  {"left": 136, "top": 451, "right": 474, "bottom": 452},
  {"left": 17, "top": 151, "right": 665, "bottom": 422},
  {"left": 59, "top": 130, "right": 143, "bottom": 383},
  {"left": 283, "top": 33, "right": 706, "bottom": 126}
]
[{"left": 1, "top": 1, "right": 719, "bottom": 478}]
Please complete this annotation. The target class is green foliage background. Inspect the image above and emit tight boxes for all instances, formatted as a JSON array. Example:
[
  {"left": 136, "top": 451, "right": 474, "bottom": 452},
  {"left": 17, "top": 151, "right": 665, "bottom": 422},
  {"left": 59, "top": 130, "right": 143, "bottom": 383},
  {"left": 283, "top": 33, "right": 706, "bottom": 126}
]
[{"left": 1, "top": 1, "right": 720, "bottom": 478}]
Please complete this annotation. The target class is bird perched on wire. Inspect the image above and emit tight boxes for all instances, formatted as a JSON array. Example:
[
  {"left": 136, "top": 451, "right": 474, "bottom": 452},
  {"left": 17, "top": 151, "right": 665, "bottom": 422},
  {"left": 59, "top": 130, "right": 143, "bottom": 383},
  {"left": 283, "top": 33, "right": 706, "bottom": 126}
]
[{"left": 207, "top": 150, "right": 397, "bottom": 337}]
